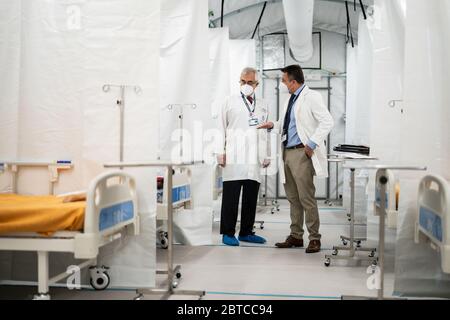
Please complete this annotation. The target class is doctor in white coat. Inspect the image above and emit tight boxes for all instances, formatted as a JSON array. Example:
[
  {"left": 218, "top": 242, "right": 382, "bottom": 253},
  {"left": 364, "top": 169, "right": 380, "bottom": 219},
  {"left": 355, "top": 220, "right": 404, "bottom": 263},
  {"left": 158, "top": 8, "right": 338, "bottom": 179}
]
[
  {"left": 258, "top": 64, "right": 334, "bottom": 253},
  {"left": 217, "top": 67, "right": 270, "bottom": 247}
]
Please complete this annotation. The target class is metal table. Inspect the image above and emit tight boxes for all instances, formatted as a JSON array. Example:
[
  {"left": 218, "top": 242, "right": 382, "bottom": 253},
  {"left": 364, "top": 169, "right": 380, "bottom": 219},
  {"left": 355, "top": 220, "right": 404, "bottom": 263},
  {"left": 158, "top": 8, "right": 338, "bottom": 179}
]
[
  {"left": 324, "top": 156, "right": 379, "bottom": 267},
  {"left": 104, "top": 160, "right": 206, "bottom": 300},
  {"left": 340, "top": 165, "right": 426, "bottom": 300}
]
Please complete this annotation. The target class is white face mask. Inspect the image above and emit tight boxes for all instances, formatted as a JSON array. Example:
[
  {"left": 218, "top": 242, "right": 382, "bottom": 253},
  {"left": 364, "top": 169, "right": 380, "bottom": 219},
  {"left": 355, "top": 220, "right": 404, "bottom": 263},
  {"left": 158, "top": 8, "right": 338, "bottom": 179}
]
[
  {"left": 278, "top": 82, "right": 289, "bottom": 94},
  {"left": 240, "top": 84, "right": 254, "bottom": 97}
]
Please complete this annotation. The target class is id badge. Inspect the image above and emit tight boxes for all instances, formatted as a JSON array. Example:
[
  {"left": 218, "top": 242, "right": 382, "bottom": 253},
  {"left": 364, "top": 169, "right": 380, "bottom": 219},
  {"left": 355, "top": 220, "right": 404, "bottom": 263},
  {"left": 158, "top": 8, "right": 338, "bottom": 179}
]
[{"left": 249, "top": 116, "right": 259, "bottom": 127}]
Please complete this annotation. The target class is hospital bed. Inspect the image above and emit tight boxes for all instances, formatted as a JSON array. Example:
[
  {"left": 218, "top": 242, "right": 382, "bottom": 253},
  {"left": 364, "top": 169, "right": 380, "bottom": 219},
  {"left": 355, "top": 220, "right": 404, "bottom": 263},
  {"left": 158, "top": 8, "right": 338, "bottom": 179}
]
[
  {"left": 374, "top": 169, "right": 399, "bottom": 229},
  {"left": 338, "top": 165, "right": 426, "bottom": 300},
  {"left": 105, "top": 161, "right": 205, "bottom": 300},
  {"left": 0, "top": 161, "right": 73, "bottom": 195},
  {"left": 0, "top": 170, "right": 140, "bottom": 300},
  {"left": 415, "top": 174, "right": 450, "bottom": 274},
  {"left": 156, "top": 167, "right": 192, "bottom": 249}
]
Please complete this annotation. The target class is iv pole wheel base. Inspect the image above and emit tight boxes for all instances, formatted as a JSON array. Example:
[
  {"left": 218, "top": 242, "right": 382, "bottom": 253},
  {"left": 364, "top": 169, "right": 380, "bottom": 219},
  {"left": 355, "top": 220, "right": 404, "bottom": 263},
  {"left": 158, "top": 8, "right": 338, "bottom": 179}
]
[
  {"left": 324, "top": 258, "right": 331, "bottom": 267},
  {"left": 33, "top": 293, "right": 50, "bottom": 300}
]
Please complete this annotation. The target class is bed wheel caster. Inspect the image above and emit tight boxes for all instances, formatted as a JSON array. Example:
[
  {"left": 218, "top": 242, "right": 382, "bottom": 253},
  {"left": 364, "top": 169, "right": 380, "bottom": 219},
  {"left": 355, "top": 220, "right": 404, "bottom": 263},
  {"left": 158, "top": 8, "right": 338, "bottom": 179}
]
[
  {"left": 332, "top": 249, "right": 338, "bottom": 256},
  {"left": 33, "top": 293, "right": 50, "bottom": 300},
  {"left": 342, "top": 240, "right": 348, "bottom": 246},
  {"left": 369, "top": 251, "right": 375, "bottom": 258},
  {"left": 271, "top": 208, "right": 275, "bottom": 214},
  {"left": 158, "top": 231, "right": 169, "bottom": 249},
  {"left": 134, "top": 293, "right": 144, "bottom": 300},
  {"left": 324, "top": 258, "right": 331, "bottom": 267},
  {"left": 260, "top": 223, "right": 264, "bottom": 230},
  {"left": 90, "top": 266, "right": 110, "bottom": 291},
  {"left": 371, "top": 261, "right": 378, "bottom": 271},
  {"left": 172, "top": 281, "right": 179, "bottom": 288},
  {"left": 176, "top": 272, "right": 182, "bottom": 279}
]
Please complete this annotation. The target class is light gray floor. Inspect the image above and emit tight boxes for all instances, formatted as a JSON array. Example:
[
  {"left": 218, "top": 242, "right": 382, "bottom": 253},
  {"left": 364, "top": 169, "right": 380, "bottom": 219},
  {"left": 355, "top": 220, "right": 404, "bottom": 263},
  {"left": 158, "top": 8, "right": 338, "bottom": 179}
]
[{"left": 0, "top": 200, "right": 395, "bottom": 300}]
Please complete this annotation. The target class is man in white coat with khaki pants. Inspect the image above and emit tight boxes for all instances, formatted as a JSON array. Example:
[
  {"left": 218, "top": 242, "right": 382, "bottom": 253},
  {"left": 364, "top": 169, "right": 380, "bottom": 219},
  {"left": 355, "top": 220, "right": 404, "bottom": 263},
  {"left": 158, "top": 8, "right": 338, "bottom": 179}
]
[{"left": 258, "top": 64, "right": 334, "bottom": 253}]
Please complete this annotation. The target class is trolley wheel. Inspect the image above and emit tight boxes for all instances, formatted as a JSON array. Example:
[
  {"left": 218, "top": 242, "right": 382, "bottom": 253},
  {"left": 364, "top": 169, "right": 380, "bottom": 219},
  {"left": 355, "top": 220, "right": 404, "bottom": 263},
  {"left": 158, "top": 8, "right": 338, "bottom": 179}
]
[
  {"left": 324, "top": 258, "right": 331, "bottom": 267},
  {"left": 342, "top": 240, "right": 348, "bottom": 246},
  {"left": 172, "top": 280, "right": 179, "bottom": 289},
  {"left": 332, "top": 249, "right": 338, "bottom": 256},
  {"left": 271, "top": 208, "right": 275, "bottom": 214},
  {"left": 369, "top": 251, "right": 375, "bottom": 258},
  {"left": 260, "top": 223, "right": 264, "bottom": 230}
]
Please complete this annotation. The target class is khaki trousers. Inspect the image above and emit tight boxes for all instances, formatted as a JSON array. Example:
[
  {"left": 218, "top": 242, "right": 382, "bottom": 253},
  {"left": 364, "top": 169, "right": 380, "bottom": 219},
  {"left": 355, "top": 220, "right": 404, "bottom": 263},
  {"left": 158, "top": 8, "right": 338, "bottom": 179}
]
[{"left": 283, "top": 148, "right": 321, "bottom": 241}]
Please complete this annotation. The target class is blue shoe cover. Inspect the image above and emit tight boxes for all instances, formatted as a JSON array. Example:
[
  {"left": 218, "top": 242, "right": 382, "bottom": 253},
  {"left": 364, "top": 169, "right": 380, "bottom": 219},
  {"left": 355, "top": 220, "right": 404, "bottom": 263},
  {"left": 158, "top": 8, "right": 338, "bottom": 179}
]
[
  {"left": 223, "top": 235, "right": 240, "bottom": 246},
  {"left": 238, "top": 234, "right": 267, "bottom": 244}
]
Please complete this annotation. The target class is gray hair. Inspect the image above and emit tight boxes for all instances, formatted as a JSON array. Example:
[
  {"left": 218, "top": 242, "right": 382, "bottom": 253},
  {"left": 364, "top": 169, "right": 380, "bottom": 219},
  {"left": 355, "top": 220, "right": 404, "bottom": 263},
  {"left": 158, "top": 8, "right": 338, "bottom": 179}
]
[{"left": 240, "top": 67, "right": 259, "bottom": 80}]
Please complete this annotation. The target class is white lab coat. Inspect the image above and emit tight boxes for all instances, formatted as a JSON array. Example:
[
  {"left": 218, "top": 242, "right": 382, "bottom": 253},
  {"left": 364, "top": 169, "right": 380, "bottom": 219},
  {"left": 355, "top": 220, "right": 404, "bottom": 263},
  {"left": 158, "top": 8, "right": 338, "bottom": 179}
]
[
  {"left": 272, "top": 86, "right": 334, "bottom": 182},
  {"left": 218, "top": 94, "right": 269, "bottom": 183}
]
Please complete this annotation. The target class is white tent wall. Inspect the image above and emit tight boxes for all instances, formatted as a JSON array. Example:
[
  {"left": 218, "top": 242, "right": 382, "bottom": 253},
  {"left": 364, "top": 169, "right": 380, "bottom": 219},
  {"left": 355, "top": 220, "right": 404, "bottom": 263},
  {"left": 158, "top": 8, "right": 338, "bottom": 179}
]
[
  {"left": 393, "top": 0, "right": 450, "bottom": 297},
  {"left": 208, "top": 0, "right": 364, "bottom": 40},
  {"left": 209, "top": 27, "right": 231, "bottom": 119},
  {"left": 0, "top": 0, "right": 160, "bottom": 289},
  {"left": 229, "top": 39, "right": 257, "bottom": 95},
  {"left": 160, "top": 0, "right": 213, "bottom": 245},
  {"left": 209, "top": 27, "right": 230, "bottom": 219},
  {"left": 160, "top": 0, "right": 212, "bottom": 203},
  {"left": 341, "top": 13, "right": 373, "bottom": 223},
  {"left": 0, "top": 1, "right": 20, "bottom": 193},
  {"left": 348, "top": 0, "right": 408, "bottom": 277}
]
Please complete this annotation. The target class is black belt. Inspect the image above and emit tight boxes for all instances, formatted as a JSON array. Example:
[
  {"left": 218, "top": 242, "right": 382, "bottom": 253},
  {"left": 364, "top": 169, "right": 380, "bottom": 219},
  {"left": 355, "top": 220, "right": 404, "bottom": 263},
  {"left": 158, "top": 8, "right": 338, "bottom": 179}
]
[{"left": 286, "top": 143, "right": 305, "bottom": 150}]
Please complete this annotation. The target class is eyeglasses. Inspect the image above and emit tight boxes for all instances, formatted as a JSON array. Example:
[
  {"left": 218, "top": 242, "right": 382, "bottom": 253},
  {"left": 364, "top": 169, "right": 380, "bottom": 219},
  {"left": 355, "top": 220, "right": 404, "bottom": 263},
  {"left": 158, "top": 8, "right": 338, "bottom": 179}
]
[{"left": 240, "top": 80, "right": 258, "bottom": 86}]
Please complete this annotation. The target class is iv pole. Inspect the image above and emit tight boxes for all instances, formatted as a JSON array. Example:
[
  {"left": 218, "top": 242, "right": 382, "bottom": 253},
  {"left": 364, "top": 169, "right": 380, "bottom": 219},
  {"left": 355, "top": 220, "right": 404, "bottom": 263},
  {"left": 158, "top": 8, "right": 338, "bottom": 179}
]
[{"left": 103, "top": 84, "right": 142, "bottom": 168}]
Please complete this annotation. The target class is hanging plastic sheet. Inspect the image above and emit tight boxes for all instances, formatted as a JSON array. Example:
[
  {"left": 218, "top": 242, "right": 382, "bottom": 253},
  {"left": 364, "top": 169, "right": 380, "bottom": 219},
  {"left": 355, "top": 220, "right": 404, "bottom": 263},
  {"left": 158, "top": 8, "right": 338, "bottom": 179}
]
[
  {"left": 0, "top": 0, "right": 160, "bottom": 289},
  {"left": 393, "top": 0, "right": 450, "bottom": 297},
  {"left": 159, "top": 0, "right": 213, "bottom": 244},
  {"left": 209, "top": 27, "right": 231, "bottom": 119},
  {"left": 229, "top": 39, "right": 256, "bottom": 95}
]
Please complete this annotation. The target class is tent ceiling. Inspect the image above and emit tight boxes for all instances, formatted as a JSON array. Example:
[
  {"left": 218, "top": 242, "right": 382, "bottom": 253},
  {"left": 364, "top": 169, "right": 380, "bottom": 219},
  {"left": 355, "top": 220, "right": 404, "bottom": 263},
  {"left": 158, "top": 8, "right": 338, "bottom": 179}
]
[{"left": 209, "top": 0, "right": 373, "bottom": 39}]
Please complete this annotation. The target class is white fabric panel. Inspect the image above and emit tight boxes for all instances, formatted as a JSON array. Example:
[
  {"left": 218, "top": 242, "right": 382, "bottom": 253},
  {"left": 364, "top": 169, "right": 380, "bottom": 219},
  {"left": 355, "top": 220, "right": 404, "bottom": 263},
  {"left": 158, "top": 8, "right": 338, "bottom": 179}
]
[
  {"left": 362, "top": 0, "right": 407, "bottom": 258},
  {"left": 352, "top": 14, "right": 373, "bottom": 147},
  {"left": 160, "top": 0, "right": 213, "bottom": 247},
  {"left": 0, "top": 1, "right": 20, "bottom": 161},
  {"left": 0, "top": 0, "right": 160, "bottom": 288},
  {"left": 0, "top": 1, "right": 20, "bottom": 193},
  {"left": 209, "top": 27, "right": 231, "bottom": 119},
  {"left": 345, "top": 44, "right": 358, "bottom": 144},
  {"left": 394, "top": 0, "right": 450, "bottom": 297},
  {"left": 229, "top": 39, "right": 256, "bottom": 95}
]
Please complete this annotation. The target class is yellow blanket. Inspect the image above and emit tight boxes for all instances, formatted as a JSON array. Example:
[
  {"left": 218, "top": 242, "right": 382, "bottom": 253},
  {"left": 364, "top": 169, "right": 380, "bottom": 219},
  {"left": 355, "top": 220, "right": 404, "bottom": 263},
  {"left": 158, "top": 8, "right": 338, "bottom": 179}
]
[{"left": 0, "top": 194, "right": 85, "bottom": 236}]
